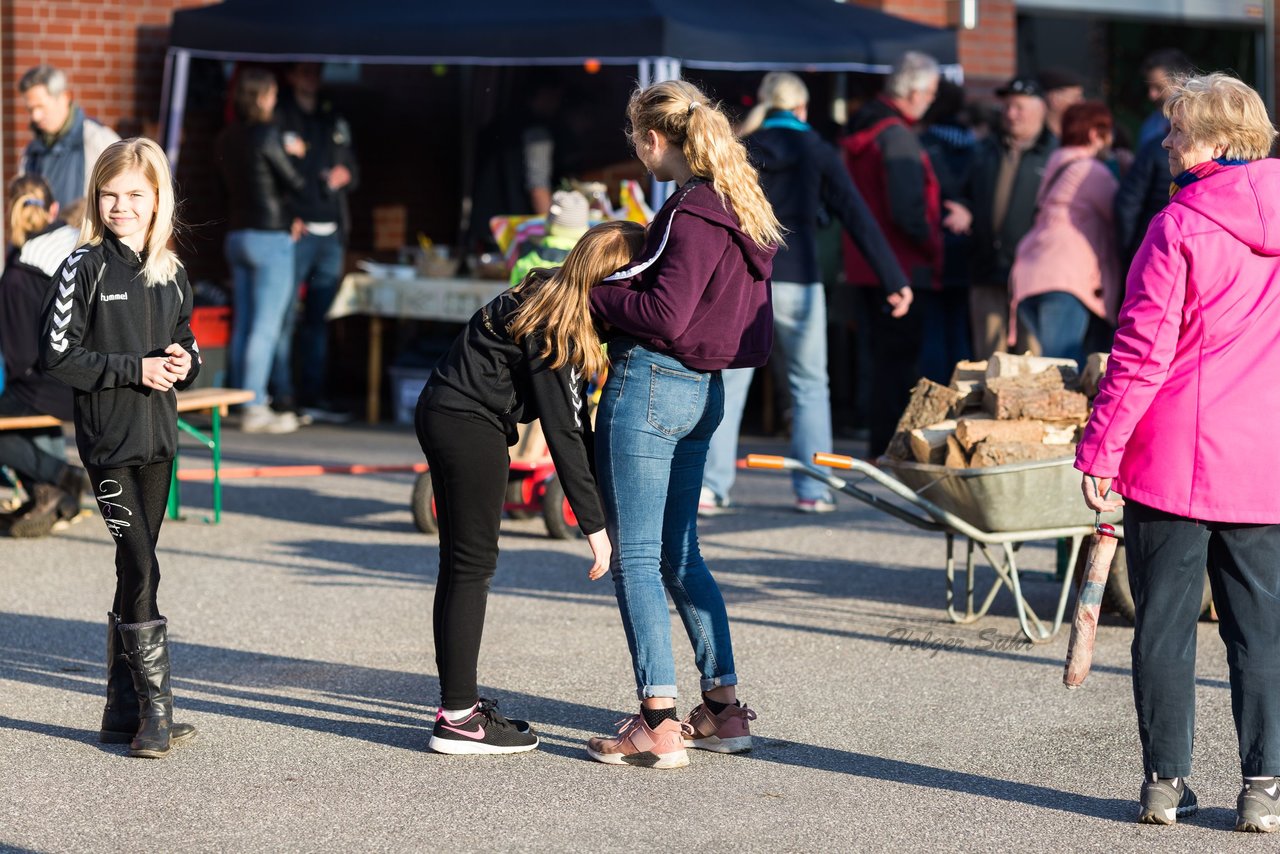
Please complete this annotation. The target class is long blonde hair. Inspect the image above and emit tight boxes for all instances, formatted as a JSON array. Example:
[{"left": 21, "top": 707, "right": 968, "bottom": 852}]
[
  {"left": 80, "top": 138, "right": 181, "bottom": 286},
  {"left": 508, "top": 220, "right": 645, "bottom": 379},
  {"left": 8, "top": 174, "right": 54, "bottom": 249},
  {"left": 628, "top": 80, "right": 784, "bottom": 249}
]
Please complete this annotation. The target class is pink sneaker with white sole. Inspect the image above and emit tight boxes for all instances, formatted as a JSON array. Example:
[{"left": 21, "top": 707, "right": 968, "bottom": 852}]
[
  {"left": 586, "top": 714, "right": 689, "bottom": 769},
  {"left": 682, "top": 701, "right": 757, "bottom": 753}
]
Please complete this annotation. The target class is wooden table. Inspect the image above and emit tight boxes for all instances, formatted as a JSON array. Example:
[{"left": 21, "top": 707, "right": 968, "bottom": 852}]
[{"left": 328, "top": 273, "right": 509, "bottom": 423}]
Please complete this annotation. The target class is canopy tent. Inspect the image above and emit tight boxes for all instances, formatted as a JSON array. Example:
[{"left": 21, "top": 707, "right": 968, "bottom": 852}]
[{"left": 163, "top": 0, "right": 959, "bottom": 161}]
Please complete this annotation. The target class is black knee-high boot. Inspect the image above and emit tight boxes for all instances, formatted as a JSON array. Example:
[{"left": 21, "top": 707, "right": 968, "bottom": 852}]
[
  {"left": 99, "top": 612, "right": 141, "bottom": 743},
  {"left": 117, "top": 617, "right": 197, "bottom": 758}
]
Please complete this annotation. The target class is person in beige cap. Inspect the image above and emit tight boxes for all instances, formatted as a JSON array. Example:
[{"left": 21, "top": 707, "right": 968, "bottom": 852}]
[{"left": 509, "top": 189, "right": 590, "bottom": 285}]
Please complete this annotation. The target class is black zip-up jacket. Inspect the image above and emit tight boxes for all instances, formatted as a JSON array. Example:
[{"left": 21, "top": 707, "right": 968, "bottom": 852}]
[
  {"left": 419, "top": 285, "right": 604, "bottom": 535},
  {"left": 0, "top": 224, "right": 78, "bottom": 421},
  {"left": 745, "top": 118, "right": 905, "bottom": 292},
  {"left": 960, "top": 127, "right": 1059, "bottom": 287},
  {"left": 215, "top": 121, "right": 306, "bottom": 232},
  {"left": 276, "top": 91, "right": 360, "bottom": 233},
  {"left": 1114, "top": 134, "right": 1171, "bottom": 269},
  {"left": 39, "top": 232, "right": 200, "bottom": 468}
]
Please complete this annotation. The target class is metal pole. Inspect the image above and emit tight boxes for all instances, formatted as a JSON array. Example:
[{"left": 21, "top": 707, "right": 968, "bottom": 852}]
[
  {"left": 1265, "top": 0, "right": 1276, "bottom": 120},
  {"left": 162, "top": 49, "right": 191, "bottom": 166}
]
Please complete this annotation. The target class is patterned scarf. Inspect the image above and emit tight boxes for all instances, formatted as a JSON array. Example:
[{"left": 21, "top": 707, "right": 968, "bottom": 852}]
[{"left": 1169, "top": 157, "right": 1249, "bottom": 199}]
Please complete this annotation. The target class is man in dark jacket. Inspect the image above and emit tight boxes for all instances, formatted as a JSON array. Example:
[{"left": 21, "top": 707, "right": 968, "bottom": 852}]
[
  {"left": 1114, "top": 134, "right": 1172, "bottom": 272},
  {"left": 948, "top": 75, "right": 1059, "bottom": 360},
  {"left": 700, "top": 72, "right": 907, "bottom": 513},
  {"left": 842, "top": 51, "right": 942, "bottom": 458},
  {"left": 0, "top": 222, "right": 85, "bottom": 537},
  {"left": 271, "top": 62, "right": 359, "bottom": 422}
]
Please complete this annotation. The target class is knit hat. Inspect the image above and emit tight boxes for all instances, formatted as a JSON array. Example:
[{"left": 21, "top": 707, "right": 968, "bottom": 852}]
[{"left": 547, "top": 190, "right": 589, "bottom": 239}]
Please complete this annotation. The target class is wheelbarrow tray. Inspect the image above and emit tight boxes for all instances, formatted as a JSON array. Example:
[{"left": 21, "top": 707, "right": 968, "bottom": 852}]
[{"left": 877, "top": 455, "right": 1122, "bottom": 534}]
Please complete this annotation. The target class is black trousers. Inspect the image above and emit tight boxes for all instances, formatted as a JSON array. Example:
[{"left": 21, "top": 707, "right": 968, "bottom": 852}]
[
  {"left": 855, "top": 287, "right": 925, "bottom": 457},
  {"left": 86, "top": 461, "right": 172, "bottom": 625},
  {"left": 0, "top": 392, "right": 65, "bottom": 485},
  {"left": 416, "top": 405, "right": 509, "bottom": 710},
  {"left": 1126, "top": 500, "right": 1280, "bottom": 778}
]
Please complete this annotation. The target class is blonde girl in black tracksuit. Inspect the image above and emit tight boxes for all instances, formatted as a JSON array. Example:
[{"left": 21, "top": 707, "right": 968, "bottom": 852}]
[
  {"left": 418, "top": 220, "right": 643, "bottom": 755},
  {"left": 42, "top": 138, "right": 200, "bottom": 759}
]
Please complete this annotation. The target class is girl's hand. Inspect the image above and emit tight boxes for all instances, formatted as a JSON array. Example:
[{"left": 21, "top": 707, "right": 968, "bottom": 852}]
[
  {"left": 163, "top": 343, "right": 192, "bottom": 381},
  {"left": 141, "top": 356, "right": 181, "bottom": 391},
  {"left": 586, "top": 528, "right": 612, "bottom": 581},
  {"left": 887, "top": 286, "right": 913, "bottom": 319},
  {"left": 1081, "top": 473, "right": 1125, "bottom": 513}
]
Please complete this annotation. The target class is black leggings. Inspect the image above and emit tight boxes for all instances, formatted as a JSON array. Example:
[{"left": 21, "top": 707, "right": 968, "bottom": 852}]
[
  {"left": 416, "top": 405, "right": 509, "bottom": 710},
  {"left": 86, "top": 460, "right": 173, "bottom": 625}
]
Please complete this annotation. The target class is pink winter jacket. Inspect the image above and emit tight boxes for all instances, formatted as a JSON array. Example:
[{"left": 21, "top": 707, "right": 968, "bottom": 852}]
[
  {"left": 1009, "top": 146, "right": 1120, "bottom": 341},
  {"left": 1075, "top": 159, "right": 1280, "bottom": 523}
]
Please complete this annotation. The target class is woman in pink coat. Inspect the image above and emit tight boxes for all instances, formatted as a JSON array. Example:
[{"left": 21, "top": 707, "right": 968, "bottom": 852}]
[
  {"left": 1009, "top": 101, "right": 1119, "bottom": 366},
  {"left": 1078, "top": 73, "right": 1280, "bottom": 833}
]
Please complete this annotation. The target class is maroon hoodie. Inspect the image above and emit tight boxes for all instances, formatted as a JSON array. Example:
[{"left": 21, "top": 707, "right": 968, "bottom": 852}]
[{"left": 590, "top": 179, "right": 776, "bottom": 371}]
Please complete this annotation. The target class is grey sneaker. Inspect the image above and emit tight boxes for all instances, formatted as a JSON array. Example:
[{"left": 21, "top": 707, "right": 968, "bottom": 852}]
[
  {"left": 1138, "top": 776, "right": 1198, "bottom": 825},
  {"left": 1236, "top": 777, "right": 1280, "bottom": 833}
]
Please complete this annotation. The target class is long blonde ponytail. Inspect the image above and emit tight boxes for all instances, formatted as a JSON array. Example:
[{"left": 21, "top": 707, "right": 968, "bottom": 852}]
[{"left": 628, "top": 80, "right": 784, "bottom": 249}]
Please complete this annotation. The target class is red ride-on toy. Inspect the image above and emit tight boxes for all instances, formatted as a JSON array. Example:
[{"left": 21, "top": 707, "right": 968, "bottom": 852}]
[{"left": 411, "top": 421, "right": 580, "bottom": 540}]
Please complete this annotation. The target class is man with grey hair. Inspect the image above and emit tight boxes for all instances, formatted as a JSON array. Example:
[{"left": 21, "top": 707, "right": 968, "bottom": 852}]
[
  {"left": 841, "top": 51, "right": 942, "bottom": 457},
  {"left": 18, "top": 65, "right": 119, "bottom": 207}
]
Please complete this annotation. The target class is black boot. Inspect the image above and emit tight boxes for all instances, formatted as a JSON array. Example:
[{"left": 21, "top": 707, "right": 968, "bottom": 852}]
[
  {"left": 5, "top": 482, "right": 69, "bottom": 538},
  {"left": 117, "top": 617, "right": 197, "bottom": 758},
  {"left": 56, "top": 465, "right": 88, "bottom": 522},
  {"left": 99, "top": 612, "right": 141, "bottom": 743}
]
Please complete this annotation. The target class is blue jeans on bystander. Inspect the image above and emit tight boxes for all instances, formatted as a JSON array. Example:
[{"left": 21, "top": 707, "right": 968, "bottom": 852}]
[
  {"left": 225, "top": 229, "right": 297, "bottom": 406},
  {"left": 703, "top": 281, "right": 832, "bottom": 504}
]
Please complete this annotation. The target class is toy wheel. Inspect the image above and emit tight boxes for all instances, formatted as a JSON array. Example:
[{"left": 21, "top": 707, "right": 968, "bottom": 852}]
[
  {"left": 411, "top": 472, "right": 438, "bottom": 534},
  {"left": 541, "top": 476, "right": 579, "bottom": 540},
  {"left": 505, "top": 477, "right": 534, "bottom": 520}
]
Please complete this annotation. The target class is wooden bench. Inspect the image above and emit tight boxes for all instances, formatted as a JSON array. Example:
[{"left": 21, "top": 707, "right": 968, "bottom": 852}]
[{"left": 0, "top": 387, "right": 254, "bottom": 524}]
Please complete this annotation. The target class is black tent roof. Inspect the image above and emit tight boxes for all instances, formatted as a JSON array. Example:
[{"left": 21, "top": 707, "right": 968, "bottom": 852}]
[{"left": 169, "top": 0, "right": 957, "bottom": 71}]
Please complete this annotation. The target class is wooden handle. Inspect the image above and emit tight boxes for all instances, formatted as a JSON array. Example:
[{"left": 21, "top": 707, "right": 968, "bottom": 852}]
[{"left": 1063, "top": 533, "right": 1118, "bottom": 688}]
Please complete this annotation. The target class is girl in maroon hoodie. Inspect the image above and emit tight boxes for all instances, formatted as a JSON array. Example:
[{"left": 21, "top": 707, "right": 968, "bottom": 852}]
[{"left": 585, "top": 80, "right": 782, "bottom": 769}]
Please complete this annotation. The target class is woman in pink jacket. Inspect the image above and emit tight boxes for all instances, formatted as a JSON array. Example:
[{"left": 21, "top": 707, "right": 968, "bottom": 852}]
[
  {"left": 1009, "top": 101, "right": 1119, "bottom": 366},
  {"left": 1078, "top": 73, "right": 1280, "bottom": 833}
]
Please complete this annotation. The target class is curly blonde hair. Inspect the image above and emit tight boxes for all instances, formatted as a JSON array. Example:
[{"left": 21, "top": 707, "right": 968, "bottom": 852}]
[
  {"left": 628, "top": 80, "right": 784, "bottom": 249},
  {"left": 7, "top": 174, "right": 54, "bottom": 249},
  {"left": 1165, "top": 72, "right": 1277, "bottom": 162}
]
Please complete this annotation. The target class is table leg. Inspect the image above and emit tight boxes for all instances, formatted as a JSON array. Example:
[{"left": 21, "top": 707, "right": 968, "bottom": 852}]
[{"left": 367, "top": 316, "right": 383, "bottom": 424}]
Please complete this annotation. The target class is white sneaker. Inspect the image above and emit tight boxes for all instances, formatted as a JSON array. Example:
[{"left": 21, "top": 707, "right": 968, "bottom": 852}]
[
  {"left": 795, "top": 497, "right": 836, "bottom": 513},
  {"left": 241, "top": 405, "right": 299, "bottom": 434},
  {"left": 698, "top": 486, "right": 731, "bottom": 516}
]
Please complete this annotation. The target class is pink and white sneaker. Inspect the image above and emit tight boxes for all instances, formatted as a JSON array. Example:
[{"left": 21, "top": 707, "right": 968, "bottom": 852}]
[
  {"left": 681, "top": 701, "right": 757, "bottom": 753},
  {"left": 586, "top": 714, "right": 689, "bottom": 769}
]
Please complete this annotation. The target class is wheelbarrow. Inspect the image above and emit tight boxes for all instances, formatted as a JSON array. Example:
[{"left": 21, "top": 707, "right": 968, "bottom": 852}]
[{"left": 746, "top": 453, "right": 1142, "bottom": 644}]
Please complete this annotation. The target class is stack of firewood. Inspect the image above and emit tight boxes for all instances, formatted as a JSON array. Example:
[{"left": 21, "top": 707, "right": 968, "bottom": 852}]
[{"left": 886, "top": 352, "right": 1109, "bottom": 469}]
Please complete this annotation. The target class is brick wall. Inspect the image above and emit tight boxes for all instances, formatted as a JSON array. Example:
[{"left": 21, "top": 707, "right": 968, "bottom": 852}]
[
  {"left": 849, "top": 0, "right": 1015, "bottom": 89},
  {"left": 1, "top": 0, "right": 218, "bottom": 189}
]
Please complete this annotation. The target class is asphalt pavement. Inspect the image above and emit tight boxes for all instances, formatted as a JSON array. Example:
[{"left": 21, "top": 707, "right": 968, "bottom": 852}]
[{"left": 0, "top": 421, "right": 1264, "bottom": 852}]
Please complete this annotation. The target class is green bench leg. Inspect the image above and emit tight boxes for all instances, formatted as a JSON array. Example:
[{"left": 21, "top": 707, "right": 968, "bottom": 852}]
[{"left": 169, "top": 409, "right": 225, "bottom": 525}]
